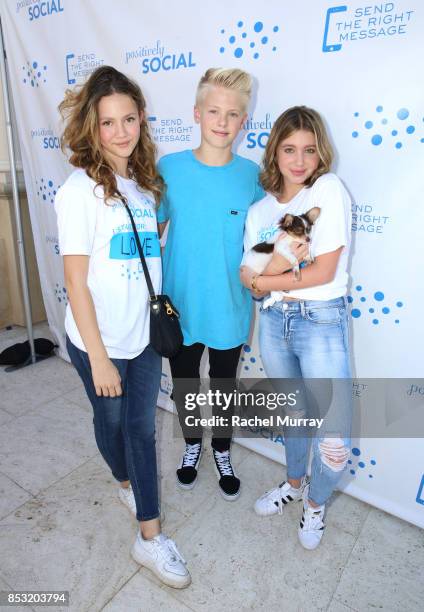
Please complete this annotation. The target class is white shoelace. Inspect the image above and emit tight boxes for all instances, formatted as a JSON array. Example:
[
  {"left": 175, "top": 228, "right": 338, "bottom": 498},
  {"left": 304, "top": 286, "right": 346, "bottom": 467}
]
[
  {"left": 154, "top": 534, "right": 187, "bottom": 566},
  {"left": 302, "top": 505, "right": 325, "bottom": 531},
  {"left": 214, "top": 450, "right": 234, "bottom": 476},
  {"left": 182, "top": 443, "right": 201, "bottom": 468}
]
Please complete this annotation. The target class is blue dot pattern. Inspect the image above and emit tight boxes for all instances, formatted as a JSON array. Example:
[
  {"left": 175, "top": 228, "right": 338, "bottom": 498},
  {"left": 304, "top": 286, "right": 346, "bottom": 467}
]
[
  {"left": 349, "top": 449, "right": 376, "bottom": 479},
  {"left": 22, "top": 60, "right": 47, "bottom": 87},
  {"left": 352, "top": 106, "right": 419, "bottom": 149},
  {"left": 348, "top": 284, "right": 404, "bottom": 325},
  {"left": 237, "top": 344, "right": 267, "bottom": 374},
  {"left": 55, "top": 283, "right": 68, "bottom": 305},
  {"left": 219, "top": 20, "right": 280, "bottom": 59},
  {"left": 36, "top": 177, "right": 60, "bottom": 205}
]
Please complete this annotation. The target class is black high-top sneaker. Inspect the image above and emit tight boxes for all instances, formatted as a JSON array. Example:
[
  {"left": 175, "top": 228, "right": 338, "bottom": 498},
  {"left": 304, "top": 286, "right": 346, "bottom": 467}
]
[
  {"left": 176, "top": 443, "right": 202, "bottom": 489},
  {"left": 212, "top": 449, "right": 240, "bottom": 501}
]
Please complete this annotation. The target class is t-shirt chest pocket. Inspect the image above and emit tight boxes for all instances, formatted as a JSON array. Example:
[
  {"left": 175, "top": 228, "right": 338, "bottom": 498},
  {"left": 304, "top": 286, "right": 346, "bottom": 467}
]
[{"left": 224, "top": 208, "right": 247, "bottom": 245}]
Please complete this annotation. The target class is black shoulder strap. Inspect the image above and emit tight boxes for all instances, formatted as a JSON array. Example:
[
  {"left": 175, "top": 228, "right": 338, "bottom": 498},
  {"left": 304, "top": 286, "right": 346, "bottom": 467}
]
[{"left": 121, "top": 198, "right": 157, "bottom": 301}]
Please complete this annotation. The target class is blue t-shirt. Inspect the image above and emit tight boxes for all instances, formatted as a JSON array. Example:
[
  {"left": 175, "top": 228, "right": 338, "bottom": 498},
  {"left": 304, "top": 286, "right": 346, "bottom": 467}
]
[{"left": 157, "top": 149, "right": 264, "bottom": 349}]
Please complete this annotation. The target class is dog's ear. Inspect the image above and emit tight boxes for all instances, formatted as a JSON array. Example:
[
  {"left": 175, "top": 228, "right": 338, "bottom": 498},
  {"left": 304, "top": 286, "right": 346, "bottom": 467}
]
[
  {"left": 304, "top": 207, "right": 321, "bottom": 224},
  {"left": 280, "top": 214, "right": 294, "bottom": 229}
]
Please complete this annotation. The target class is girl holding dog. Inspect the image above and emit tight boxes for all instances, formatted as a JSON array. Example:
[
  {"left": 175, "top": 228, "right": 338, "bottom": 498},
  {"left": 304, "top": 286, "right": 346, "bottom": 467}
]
[{"left": 240, "top": 106, "right": 353, "bottom": 550}]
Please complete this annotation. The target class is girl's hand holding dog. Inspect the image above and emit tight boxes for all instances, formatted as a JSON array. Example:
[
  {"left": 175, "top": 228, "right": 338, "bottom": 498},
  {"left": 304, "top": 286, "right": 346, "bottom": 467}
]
[
  {"left": 240, "top": 241, "right": 310, "bottom": 295},
  {"left": 266, "top": 240, "right": 309, "bottom": 276}
]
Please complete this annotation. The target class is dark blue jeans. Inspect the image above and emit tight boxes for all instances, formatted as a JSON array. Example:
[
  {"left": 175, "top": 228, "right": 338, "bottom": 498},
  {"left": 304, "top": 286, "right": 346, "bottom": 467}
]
[{"left": 67, "top": 337, "right": 161, "bottom": 521}]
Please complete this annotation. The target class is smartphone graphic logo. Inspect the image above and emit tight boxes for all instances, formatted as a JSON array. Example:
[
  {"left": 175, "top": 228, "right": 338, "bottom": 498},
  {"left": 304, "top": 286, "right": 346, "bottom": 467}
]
[
  {"left": 416, "top": 475, "right": 424, "bottom": 505},
  {"left": 66, "top": 53, "right": 75, "bottom": 84},
  {"left": 322, "top": 5, "right": 348, "bottom": 52}
]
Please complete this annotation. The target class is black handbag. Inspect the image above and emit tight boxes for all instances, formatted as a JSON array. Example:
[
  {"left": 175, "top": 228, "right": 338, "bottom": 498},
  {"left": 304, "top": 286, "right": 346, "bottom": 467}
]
[{"left": 122, "top": 198, "right": 183, "bottom": 358}]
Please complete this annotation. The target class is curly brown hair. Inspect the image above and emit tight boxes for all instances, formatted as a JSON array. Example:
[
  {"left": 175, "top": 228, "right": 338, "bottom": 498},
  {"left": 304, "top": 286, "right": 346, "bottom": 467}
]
[
  {"left": 59, "top": 66, "right": 164, "bottom": 205},
  {"left": 260, "top": 106, "right": 333, "bottom": 196}
]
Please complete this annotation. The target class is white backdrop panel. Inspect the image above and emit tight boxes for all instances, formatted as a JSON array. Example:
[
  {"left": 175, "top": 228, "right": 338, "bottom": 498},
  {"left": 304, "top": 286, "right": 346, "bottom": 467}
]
[{"left": 1, "top": 0, "right": 423, "bottom": 527}]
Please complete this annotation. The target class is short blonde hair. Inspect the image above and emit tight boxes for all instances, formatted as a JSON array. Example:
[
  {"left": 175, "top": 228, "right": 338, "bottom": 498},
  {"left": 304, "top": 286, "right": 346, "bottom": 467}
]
[{"left": 195, "top": 68, "right": 252, "bottom": 111}]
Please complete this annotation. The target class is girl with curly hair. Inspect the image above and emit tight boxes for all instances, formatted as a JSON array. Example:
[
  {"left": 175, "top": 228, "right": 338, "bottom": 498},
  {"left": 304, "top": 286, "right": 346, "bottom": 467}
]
[{"left": 55, "top": 66, "right": 190, "bottom": 588}]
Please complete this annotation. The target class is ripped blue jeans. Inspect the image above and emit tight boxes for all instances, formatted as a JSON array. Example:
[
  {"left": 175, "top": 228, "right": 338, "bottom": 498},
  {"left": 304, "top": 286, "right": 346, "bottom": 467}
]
[{"left": 259, "top": 297, "right": 352, "bottom": 506}]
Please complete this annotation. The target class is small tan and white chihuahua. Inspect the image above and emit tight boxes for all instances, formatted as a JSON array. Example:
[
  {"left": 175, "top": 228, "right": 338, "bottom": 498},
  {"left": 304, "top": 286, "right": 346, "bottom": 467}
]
[{"left": 243, "top": 207, "right": 320, "bottom": 308}]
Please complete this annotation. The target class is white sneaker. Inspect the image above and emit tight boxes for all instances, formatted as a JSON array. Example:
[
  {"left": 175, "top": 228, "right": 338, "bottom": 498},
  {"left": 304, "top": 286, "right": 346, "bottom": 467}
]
[
  {"left": 118, "top": 485, "right": 165, "bottom": 523},
  {"left": 119, "top": 485, "right": 137, "bottom": 515},
  {"left": 254, "top": 476, "right": 308, "bottom": 516},
  {"left": 298, "top": 485, "right": 325, "bottom": 550},
  {"left": 131, "top": 531, "right": 191, "bottom": 589}
]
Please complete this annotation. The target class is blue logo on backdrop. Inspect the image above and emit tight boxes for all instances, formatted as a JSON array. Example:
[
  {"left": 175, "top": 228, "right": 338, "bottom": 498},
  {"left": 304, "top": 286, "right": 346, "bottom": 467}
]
[
  {"left": 243, "top": 113, "right": 274, "bottom": 150},
  {"left": 147, "top": 115, "right": 193, "bottom": 144},
  {"left": 348, "top": 285, "right": 404, "bottom": 325},
  {"left": 407, "top": 384, "right": 424, "bottom": 399},
  {"left": 35, "top": 177, "right": 60, "bottom": 205},
  {"left": 66, "top": 52, "right": 105, "bottom": 85},
  {"left": 21, "top": 61, "right": 47, "bottom": 87},
  {"left": 45, "top": 234, "right": 59, "bottom": 256},
  {"left": 31, "top": 127, "right": 60, "bottom": 151},
  {"left": 351, "top": 105, "right": 424, "bottom": 149},
  {"left": 160, "top": 372, "right": 173, "bottom": 397},
  {"left": 16, "top": 0, "right": 65, "bottom": 22},
  {"left": 219, "top": 20, "right": 280, "bottom": 60},
  {"left": 323, "top": 3, "right": 414, "bottom": 52},
  {"left": 415, "top": 475, "right": 424, "bottom": 506},
  {"left": 125, "top": 40, "right": 196, "bottom": 75},
  {"left": 352, "top": 202, "right": 390, "bottom": 235}
]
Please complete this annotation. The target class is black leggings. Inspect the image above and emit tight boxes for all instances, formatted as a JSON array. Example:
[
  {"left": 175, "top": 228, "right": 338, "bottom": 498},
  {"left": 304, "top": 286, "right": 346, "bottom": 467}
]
[{"left": 169, "top": 343, "right": 243, "bottom": 452}]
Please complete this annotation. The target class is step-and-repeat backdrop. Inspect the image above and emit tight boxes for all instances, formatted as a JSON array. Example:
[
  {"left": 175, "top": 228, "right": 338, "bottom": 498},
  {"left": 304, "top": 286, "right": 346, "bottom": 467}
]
[{"left": 1, "top": 0, "right": 423, "bottom": 527}]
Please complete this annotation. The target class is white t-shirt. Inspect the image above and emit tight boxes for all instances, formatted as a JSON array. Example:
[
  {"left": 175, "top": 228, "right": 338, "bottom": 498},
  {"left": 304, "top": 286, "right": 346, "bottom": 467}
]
[
  {"left": 55, "top": 168, "right": 161, "bottom": 359},
  {"left": 242, "top": 173, "right": 351, "bottom": 301}
]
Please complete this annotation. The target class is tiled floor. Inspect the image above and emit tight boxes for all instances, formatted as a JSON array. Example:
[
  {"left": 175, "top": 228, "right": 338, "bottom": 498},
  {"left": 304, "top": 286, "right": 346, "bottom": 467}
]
[{"left": 0, "top": 323, "right": 423, "bottom": 612}]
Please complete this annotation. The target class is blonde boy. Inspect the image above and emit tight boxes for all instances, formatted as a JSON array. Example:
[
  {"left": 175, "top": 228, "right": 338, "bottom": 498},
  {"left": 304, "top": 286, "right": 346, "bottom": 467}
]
[{"left": 157, "top": 68, "right": 264, "bottom": 499}]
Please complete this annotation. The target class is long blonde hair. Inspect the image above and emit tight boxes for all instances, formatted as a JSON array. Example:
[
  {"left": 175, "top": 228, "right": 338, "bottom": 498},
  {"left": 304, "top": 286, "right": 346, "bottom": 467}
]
[
  {"left": 59, "top": 66, "right": 164, "bottom": 204},
  {"left": 261, "top": 106, "right": 333, "bottom": 196}
]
